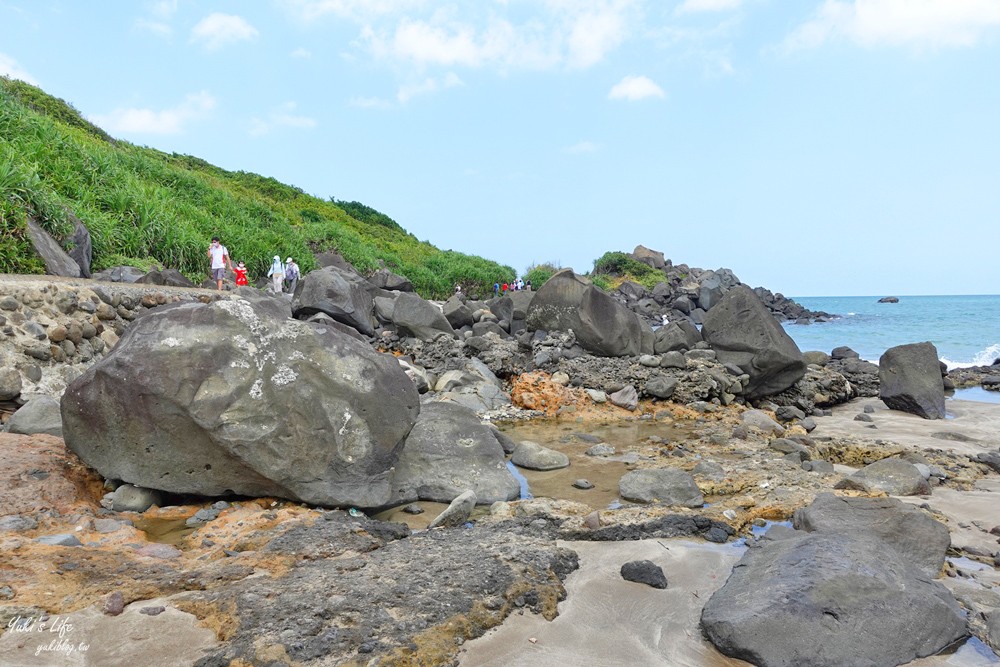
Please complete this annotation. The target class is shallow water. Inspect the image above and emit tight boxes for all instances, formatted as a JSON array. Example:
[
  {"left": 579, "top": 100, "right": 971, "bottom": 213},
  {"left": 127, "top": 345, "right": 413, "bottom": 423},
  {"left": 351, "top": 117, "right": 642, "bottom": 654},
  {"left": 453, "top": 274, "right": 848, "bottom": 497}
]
[
  {"left": 952, "top": 387, "right": 1000, "bottom": 405},
  {"left": 131, "top": 516, "right": 196, "bottom": 545},
  {"left": 497, "top": 418, "right": 696, "bottom": 510}
]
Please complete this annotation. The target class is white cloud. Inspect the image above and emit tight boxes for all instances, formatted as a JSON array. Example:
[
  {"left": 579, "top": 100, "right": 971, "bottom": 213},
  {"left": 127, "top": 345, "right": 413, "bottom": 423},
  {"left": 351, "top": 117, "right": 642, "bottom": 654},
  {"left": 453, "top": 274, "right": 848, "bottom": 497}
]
[
  {"left": 784, "top": 0, "right": 1000, "bottom": 50},
  {"left": 564, "top": 140, "right": 600, "bottom": 154},
  {"left": 135, "top": 18, "right": 172, "bottom": 37},
  {"left": 676, "top": 0, "right": 743, "bottom": 13},
  {"left": 150, "top": 0, "right": 178, "bottom": 20},
  {"left": 565, "top": 4, "right": 631, "bottom": 68},
  {"left": 279, "top": 0, "right": 425, "bottom": 22},
  {"left": 360, "top": 2, "right": 636, "bottom": 71},
  {"left": 248, "top": 102, "right": 318, "bottom": 137},
  {"left": 349, "top": 96, "right": 392, "bottom": 109},
  {"left": 0, "top": 53, "right": 38, "bottom": 85},
  {"left": 190, "top": 13, "right": 259, "bottom": 51},
  {"left": 608, "top": 74, "right": 666, "bottom": 101},
  {"left": 89, "top": 92, "right": 216, "bottom": 135},
  {"left": 397, "top": 72, "right": 463, "bottom": 103},
  {"left": 290, "top": 47, "right": 312, "bottom": 58}
]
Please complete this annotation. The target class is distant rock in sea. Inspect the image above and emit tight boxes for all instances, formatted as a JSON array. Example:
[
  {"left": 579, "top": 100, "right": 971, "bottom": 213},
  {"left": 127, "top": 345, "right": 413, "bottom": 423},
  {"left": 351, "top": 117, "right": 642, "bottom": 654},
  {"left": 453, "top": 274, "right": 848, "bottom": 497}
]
[{"left": 878, "top": 296, "right": 900, "bottom": 303}]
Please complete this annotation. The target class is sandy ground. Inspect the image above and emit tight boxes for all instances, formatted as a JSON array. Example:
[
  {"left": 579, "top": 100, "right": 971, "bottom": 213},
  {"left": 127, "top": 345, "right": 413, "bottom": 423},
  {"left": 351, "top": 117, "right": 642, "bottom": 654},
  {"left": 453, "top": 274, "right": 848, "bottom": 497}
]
[
  {"left": 458, "top": 539, "right": 752, "bottom": 667},
  {"left": 460, "top": 398, "right": 1000, "bottom": 667}
]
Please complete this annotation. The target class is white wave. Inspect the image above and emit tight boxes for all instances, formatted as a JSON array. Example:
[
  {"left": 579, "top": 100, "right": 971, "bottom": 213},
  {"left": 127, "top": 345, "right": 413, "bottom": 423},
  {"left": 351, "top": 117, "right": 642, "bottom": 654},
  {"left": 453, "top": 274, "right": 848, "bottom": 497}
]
[{"left": 941, "top": 343, "right": 1000, "bottom": 370}]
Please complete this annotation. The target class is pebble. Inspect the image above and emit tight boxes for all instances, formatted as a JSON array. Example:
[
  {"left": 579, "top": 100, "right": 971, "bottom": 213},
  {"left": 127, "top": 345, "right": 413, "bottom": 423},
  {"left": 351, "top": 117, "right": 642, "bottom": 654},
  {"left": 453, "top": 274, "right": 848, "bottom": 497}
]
[{"left": 572, "top": 479, "right": 594, "bottom": 490}]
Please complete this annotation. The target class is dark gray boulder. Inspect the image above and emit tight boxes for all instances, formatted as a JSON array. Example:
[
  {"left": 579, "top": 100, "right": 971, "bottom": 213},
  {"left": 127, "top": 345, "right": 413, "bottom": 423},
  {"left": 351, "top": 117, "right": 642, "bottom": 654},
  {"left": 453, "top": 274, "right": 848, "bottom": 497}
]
[
  {"left": 387, "top": 401, "right": 518, "bottom": 505},
  {"left": 879, "top": 342, "right": 946, "bottom": 419},
  {"left": 653, "top": 320, "right": 702, "bottom": 353},
  {"left": 292, "top": 265, "right": 376, "bottom": 337},
  {"left": 26, "top": 218, "right": 81, "bottom": 278},
  {"left": 620, "top": 560, "right": 668, "bottom": 589},
  {"left": 489, "top": 296, "right": 514, "bottom": 326},
  {"left": 510, "top": 441, "right": 570, "bottom": 471},
  {"left": 701, "top": 285, "right": 805, "bottom": 400},
  {"left": 525, "top": 269, "right": 653, "bottom": 357},
  {"left": 696, "top": 270, "right": 724, "bottom": 311},
  {"left": 137, "top": 268, "right": 197, "bottom": 288},
  {"left": 833, "top": 458, "right": 932, "bottom": 497},
  {"left": 644, "top": 375, "right": 677, "bottom": 399},
  {"left": 61, "top": 296, "right": 419, "bottom": 508},
  {"left": 442, "top": 295, "right": 474, "bottom": 329},
  {"left": 792, "top": 493, "right": 949, "bottom": 577},
  {"left": 93, "top": 265, "right": 146, "bottom": 283},
  {"left": 631, "top": 245, "right": 666, "bottom": 270},
  {"left": 506, "top": 290, "right": 535, "bottom": 321},
  {"left": 618, "top": 469, "right": 703, "bottom": 507},
  {"left": 391, "top": 292, "right": 456, "bottom": 341},
  {"left": 427, "top": 490, "right": 477, "bottom": 528},
  {"left": 6, "top": 395, "right": 62, "bottom": 437},
  {"left": 66, "top": 214, "right": 92, "bottom": 278},
  {"left": 368, "top": 268, "right": 413, "bottom": 292},
  {"left": 701, "top": 530, "right": 966, "bottom": 667}
]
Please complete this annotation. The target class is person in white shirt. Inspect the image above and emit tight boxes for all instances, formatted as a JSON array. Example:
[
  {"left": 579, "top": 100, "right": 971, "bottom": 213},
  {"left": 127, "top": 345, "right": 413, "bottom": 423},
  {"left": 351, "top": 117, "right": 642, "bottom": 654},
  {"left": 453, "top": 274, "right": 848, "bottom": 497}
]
[
  {"left": 284, "top": 257, "right": 300, "bottom": 294},
  {"left": 267, "top": 255, "right": 285, "bottom": 294},
  {"left": 206, "top": 237, "right": 231, "bottom": 290}
]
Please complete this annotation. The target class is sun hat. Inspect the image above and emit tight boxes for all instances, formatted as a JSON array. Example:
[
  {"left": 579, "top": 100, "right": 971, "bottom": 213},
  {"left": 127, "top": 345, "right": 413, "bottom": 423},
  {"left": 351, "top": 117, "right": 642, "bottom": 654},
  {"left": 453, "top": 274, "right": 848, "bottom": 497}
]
[
  {"left": 286, "top": 257, "right": 293, "bottom": 263},
  {"left": 273, "top": 255, "right": 280, "bottom": 261}
]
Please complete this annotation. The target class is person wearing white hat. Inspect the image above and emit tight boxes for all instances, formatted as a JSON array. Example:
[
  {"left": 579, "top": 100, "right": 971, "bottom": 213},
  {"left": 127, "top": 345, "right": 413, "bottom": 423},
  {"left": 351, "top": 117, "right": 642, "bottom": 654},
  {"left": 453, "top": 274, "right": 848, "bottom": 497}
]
[
  {"left": 284, "top": 257, "right": 300, "bottom": 294},
  {"left": 267, "top": 255, "right": 285, "bottom": 294}
]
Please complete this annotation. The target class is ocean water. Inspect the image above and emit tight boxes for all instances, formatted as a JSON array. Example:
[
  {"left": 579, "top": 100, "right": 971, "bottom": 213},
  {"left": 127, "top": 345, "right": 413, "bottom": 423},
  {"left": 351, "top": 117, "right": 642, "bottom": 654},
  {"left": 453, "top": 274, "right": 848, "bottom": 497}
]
[{"left": 781, "top": 294, "right": 1000, "bottom": 370}]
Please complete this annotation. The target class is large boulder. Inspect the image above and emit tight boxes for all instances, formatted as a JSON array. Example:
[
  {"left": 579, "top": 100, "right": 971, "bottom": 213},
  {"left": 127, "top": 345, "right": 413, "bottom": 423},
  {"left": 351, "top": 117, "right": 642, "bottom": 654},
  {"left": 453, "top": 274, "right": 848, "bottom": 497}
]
[
  {"left": 391, "top": 292, "right": 456, "bottom": 341},
  {"left": 696, "top": 270, "right": 724, "bottom": 311},
  {"left": 833, "top": 458, "right": 932, "bottom": 497},
  {"left": 26, "top": 218, "right": 81, "bottom": 278},
  {"left": 653, "top": 320, "right": 702, "bottom": 353},
  {"left": 701, "top": 285, "right": 805, "bottom": 400},
  {"left": 631, "top": 245, "right": 666, "bottom": 270},
  {"left": 368, "top": 267, "right": 413, "bottom": 292},
  {"left": 291, "top": 265, "right": 376, "bottom": 337},
  {"left": 618, "top": 468, "right": 703, "bottom": 507},
  {"left": 525, "top": 269, "right": 653, "bottom": 357},
  {"left": 442, "top": 295, "right": 474, "bottom": 329},
  {"left": 92, "top": 265, "right": 146, "bottom": 283},
  {"left": 387, "top": 402, "right": 519, "bottom": 505},
  {"left": 793, "top": 493, "right": 949, "bottom": 577},
  {"left": 66, "top": 214, "right": 92, "bottom": 278},
  {"left": 6, "top": 395, "right": 62, "bottom": 437},
  {"left": 701, "top": 530, "right": 966, "bottom": 667},
  {"left": 879, "top": 342, "right": 946, "bottom": 419},
  {"left": 61, "top": 295, "right": 420, "bottom": 508}
]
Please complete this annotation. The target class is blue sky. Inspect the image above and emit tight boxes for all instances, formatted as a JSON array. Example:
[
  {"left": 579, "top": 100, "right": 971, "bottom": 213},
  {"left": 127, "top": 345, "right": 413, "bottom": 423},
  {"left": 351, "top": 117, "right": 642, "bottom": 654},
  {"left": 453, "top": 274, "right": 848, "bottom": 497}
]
[{"left": 2, "top": 0, "right": 999, "bottom": 296}]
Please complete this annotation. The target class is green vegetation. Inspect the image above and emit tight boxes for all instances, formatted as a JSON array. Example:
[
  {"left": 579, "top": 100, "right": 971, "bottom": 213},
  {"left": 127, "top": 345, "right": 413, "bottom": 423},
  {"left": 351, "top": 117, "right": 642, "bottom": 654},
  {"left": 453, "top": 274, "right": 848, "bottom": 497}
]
[
  {"left": 0, "top": 77, "right": 514, "bottom": 298},
  {"left": 591, "top": 251, "right": 664, "bottom": 290},
  {"left": 523, "top": 262, "right": 561, "bottom": 289}
]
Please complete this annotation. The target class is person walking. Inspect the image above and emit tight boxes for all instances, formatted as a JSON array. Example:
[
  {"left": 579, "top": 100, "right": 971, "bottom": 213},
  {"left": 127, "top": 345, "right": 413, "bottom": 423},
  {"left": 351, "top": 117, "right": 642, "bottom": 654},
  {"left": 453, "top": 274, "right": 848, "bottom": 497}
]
[
  {"left": 284, "top": 257, "right": 300, "bottom": 294},
  {"left": 234, "top": 261, "right": 249, "bottom": 287},
  {"left": 206, "top": 237, "right": 231, "bottom": 290},
  {"left": 267, "top": 255, "right": 285, "bottom": 294}
]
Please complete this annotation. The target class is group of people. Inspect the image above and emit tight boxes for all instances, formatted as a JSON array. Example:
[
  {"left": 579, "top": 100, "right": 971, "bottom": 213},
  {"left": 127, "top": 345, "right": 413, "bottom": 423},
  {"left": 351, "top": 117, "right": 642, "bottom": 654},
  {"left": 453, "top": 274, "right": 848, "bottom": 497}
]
[
  {"left": 493, "top": 278, "right": 530, "bottom": 296},
  {"left": 206, "top": 237, "right": 300, "bottom": 294}
]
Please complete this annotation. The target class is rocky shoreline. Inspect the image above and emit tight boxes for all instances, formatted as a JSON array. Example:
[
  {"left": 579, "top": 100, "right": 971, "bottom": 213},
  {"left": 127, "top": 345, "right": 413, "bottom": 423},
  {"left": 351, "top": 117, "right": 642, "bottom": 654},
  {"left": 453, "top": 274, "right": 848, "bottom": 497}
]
[{"left": 2, "top": 269, "right": 999, "bottom": 666}]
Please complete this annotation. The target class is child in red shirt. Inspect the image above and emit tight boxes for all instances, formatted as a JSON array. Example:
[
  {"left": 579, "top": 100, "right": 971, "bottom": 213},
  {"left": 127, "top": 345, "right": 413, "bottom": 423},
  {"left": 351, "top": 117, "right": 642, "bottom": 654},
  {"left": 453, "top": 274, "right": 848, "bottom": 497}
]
[{"left": 234, "top": 261, "right": 249, "bottom": 287}]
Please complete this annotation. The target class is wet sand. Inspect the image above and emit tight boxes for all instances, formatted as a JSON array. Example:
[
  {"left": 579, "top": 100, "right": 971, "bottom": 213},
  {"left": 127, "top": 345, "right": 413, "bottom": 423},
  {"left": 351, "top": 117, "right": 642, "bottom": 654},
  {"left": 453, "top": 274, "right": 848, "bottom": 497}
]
[
  {"left": 458, "top": 539, "right": 751, "bottom": 667},
  {"left": 461, "top": 397, "right": 1000, "bottom": 666}
]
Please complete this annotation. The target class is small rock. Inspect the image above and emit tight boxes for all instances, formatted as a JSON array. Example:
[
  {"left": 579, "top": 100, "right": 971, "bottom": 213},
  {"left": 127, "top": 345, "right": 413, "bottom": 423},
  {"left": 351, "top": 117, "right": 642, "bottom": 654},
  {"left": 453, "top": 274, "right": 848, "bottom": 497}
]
[
  {"left": 585, "top": 444, "right": 615, "bottom": 457},
  {"left": 136, "top": 543, "right": 183, "bottom": 559},
  {"left": 35, "top": 534, "right": 82, "bottom": 547},
  {"left": 854, "top": 413, "right": 874, "bottom": 422},
  {"left": 402, "top": 504, "right": 424, "bottom": 515},
  {"left": 584, "top": 511, "right": 601, "bottom": 530},
  {"left": 572, "top": 479, "right": 594, "bottom": 490},
  {"left": 609, "top": 385, "right": 639, "bottom": 411},
  {"left": 140, "top": 606, "right": 166, "bottom": 616},
  {"left": 512, "top": 441, "right": 570, "bottom": 471},
  {"left": 428, "top": 490, "right": 477, "bottom": 529},
  {"left": 620, "top": 560, "right": 668, "bottom": 589},
  {"left": 103, "top": 591, "right": 125, "bottom": 616}
]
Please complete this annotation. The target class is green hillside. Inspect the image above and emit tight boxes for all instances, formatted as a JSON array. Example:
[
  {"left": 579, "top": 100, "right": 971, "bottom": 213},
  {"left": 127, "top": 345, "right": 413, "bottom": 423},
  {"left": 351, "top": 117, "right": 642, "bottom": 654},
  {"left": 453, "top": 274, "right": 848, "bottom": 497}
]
[{"left": 0, "top": 77, "right": 514, "bottom": 298}]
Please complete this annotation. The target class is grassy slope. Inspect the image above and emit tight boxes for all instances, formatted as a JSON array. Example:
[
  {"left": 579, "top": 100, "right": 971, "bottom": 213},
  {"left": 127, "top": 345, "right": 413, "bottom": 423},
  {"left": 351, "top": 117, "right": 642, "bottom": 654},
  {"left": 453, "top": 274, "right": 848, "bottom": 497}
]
[{"left": 0, "top": 77, "right": 514, "bottom": 298}]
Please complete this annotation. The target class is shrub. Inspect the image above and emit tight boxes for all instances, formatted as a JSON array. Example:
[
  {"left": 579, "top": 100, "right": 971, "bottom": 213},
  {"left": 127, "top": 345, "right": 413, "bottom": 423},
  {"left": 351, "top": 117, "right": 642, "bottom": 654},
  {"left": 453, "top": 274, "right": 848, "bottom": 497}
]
[{"left": 523, "top": 262, "right": 561, "bottom": 289}]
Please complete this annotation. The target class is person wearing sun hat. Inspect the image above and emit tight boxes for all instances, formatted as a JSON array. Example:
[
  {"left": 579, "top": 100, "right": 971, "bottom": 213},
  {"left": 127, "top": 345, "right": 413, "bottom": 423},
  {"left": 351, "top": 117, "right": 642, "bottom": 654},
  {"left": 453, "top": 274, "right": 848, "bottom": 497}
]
[
  {"left": 267, "top": 255, "right": 285, "bottom": 294},
  {"left": 284, "top": 257, "right": 300, "bottom": 294}
]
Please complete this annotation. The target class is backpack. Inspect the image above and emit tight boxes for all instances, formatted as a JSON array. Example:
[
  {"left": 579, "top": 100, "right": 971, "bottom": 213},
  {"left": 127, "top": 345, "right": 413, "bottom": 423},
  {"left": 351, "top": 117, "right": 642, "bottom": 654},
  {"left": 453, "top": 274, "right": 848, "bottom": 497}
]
[{"left": 287, "top": 263, "right": 299, "bottom": 280}]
